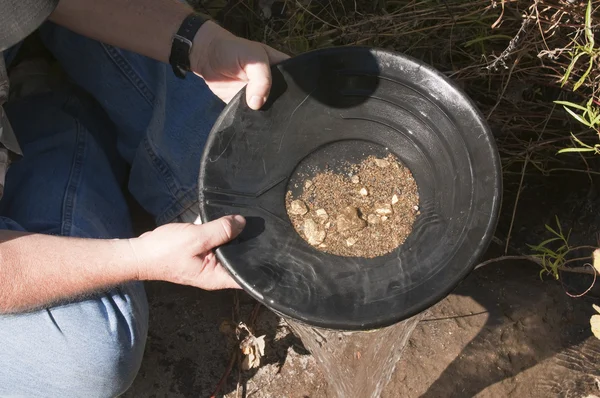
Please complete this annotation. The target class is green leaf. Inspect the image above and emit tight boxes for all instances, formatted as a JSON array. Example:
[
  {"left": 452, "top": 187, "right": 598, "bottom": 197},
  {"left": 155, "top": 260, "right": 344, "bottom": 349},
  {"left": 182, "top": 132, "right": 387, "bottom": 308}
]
[
  {"left": 561, "top": 52, "right": 585, "bottom": 87},
  {"left": 555, "top": 215, "right": 563, "bottom": 235},
  {"left": 571, "top": 133, "right": 594, "bottom": 148},
  {"left": 585, "top": 0, "right": 594, "bottom": 47},
  {"left": 573, "top": 58, "right": 594, "bottom": 91},
  {"left": 545, "top": 224, "right": 559, "bottom": 236},
  {"left": 535, "top": 247, "right": 558, "bottom": 257},
  {"left": 554, "top": 100, "right": 589, "bottom": 112},
  {"left": 537, "top": 237, "right": 561, "bottom": 247},
  {"left": 564, "top": 106, "right": 592, "bottom": 127},
  {"left": 558, "top": 147, "right": 596, "bottom": 153}
]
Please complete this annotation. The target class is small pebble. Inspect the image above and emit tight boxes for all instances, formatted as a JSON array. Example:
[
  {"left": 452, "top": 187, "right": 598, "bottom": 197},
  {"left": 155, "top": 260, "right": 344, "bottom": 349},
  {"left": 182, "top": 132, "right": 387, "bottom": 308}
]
[
  {"left": 367, "top": 214, "right": 381, "bottom": 224},
  {"left": 304, "top": 180, "right": 313, "bottom": 189},
  {"left": 381, "top": 216, "right": 389, "bottom": 222},
  {"left": 337, "top": 206, "right": 367, "bottom": 234},
  {"left": 346, "top": 237, "right": 358, "bottom": 247},
  {"left": 315, "top": 208, "right": 329, "bottom": 222},
  {"left": 391, "top": 194, "right": 399, "bottom": 205},
  {"left": 289, "top": 200, "right": 308, "bottom": 216},
  {"left": 374, "top": 158, "right": 390, "bottom": 168},
  {"left": 351, "top": 175, "right": 360, "bottom": 184},
  {"left": 359, "top": 188, "right": 369, "bottom": 196},
  {"left": 413, "top": 205, "right": 419, "bottom": 211},
  {"left": 375, "top": 203, "right": 393, "bottom": 216},
  {"left": 303, "top": 218, "right": 326, "bottom": 246}
]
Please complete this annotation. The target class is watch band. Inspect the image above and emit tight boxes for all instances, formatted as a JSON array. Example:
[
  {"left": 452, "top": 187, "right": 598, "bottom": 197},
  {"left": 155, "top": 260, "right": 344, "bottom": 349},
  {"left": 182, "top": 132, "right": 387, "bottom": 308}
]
[{"left": 169, "top": 13, "right": 209, "bottom": 79}]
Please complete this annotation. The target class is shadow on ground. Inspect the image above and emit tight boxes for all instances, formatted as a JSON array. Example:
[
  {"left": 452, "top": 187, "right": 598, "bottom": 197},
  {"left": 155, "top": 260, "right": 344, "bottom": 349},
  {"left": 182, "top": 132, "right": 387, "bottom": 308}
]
[
  {"left": 388, "top": 256, "right": 600, "bottom": 398},
  {"left": 122, "top": 282, "right": 316, "bottom": 398}
]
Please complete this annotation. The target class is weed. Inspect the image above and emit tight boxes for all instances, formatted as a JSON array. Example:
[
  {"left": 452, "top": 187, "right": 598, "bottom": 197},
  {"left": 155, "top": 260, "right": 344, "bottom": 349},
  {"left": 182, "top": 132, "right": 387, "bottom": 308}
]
[
  {"left": 554, "top": 98, "right": 600, "bottom": 153},
  {"left": 528, "top": 216, "right": 572, "bottom": 280},
  {"left": 559, "top": 0, "right": 598, "bottom": 92}
]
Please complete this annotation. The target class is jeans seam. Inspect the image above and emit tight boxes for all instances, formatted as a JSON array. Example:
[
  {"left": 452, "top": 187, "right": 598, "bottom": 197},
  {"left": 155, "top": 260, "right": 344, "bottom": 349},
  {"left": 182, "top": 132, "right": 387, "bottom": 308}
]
[
  {"left": 142, "top": 137, "right": 197, "bottom": 224},
  {"left": 101, "top": 44, "right": 155, "bottom": 106},
  {"left": 141, "top": 137, "right": 182, "bottom": 196},
  {"left": 157, "top": 188, "right": 199, "bottom": 225},
  {"left": 60, "top": 119, "right": 87, "bottom": 236}
]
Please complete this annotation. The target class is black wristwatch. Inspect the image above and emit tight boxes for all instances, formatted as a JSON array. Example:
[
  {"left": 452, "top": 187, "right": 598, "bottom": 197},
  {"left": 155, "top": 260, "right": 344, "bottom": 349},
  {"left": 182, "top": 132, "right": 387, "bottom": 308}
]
[{"left": 169, "top": 12, "right": 210, "bottom": 79}]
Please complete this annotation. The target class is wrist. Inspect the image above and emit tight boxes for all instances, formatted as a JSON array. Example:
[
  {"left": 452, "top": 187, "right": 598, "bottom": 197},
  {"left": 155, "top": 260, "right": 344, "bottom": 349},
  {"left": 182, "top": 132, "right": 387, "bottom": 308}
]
[
  {"left": 189, "top": 20, "right": 229, "bottom": 77},
  {"left": 124, "top": 238, "right": 149, "bottom": 282}
]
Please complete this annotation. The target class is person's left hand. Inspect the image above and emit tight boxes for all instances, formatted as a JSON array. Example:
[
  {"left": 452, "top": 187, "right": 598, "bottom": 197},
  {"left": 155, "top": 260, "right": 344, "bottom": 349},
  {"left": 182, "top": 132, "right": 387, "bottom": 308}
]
[
  {"left": 130, "top": 215, "right": 246, "bottom": 291},
  {"left": 190, "top": 21, "right": 289, "bottom": 110}
]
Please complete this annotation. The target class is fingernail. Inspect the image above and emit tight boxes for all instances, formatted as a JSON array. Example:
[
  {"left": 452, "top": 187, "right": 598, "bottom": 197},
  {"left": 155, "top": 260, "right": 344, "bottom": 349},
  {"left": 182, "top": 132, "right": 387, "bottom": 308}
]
[
  {"left": 249, "top": 96, "right": 264, "bottom": 110},
  {"left": 233, "top": 215, "right": 246, "bottom": 228}
]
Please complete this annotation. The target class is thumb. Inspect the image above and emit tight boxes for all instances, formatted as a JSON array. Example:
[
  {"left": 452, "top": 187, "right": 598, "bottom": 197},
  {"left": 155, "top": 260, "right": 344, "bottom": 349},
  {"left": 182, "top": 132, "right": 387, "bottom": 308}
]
[
  {"left": 244, "top": 57, "right": 272, "bottom": 110},
  {"left": 194, "top": 215, "right": 246, "bottom": 252}
]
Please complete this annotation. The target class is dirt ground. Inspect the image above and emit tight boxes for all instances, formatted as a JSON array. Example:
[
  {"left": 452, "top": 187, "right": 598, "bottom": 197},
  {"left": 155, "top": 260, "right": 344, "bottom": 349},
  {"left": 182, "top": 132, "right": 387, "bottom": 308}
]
[{"left": 124, "top": 256, "right": 600, "bottom": 398}]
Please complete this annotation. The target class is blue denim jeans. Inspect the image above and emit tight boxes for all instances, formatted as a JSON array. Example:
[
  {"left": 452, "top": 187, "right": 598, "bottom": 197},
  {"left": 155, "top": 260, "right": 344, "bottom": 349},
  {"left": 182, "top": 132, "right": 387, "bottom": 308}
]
[{"left": 0, "top": 23, "right": 224, "bottom": 397}]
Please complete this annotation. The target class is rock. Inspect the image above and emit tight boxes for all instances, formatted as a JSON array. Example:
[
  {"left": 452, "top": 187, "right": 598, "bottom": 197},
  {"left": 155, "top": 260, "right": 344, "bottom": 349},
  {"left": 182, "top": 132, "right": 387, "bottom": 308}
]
[
  {"left": 413, "top": 205, "right": 420, "bottom": 211},
  {"left": 289, "top": 200, "right": 308, "bottom": 215},
  {"left": 351, "top": 175, "right": 360, "bottom": 184},
  {"left": 375, "top": 203, "right": 393, "bottom": 216},
  {"left": 304, "top": 180, "right": 313, "bottom": 189},
  {"left": 336, "top": 206, "right": 367, "bottom": 234},
  {"left": 391, "top": 194, "right": 399, "bottom": 205},
  {"left": 367, "top": 214, "right": 381, "bottom": 224},
  {"left": 381, "top": 216, "right": 389, "bottom": 222},
  {"left": 359, "top": 188, "right": 369, "bottom": 196},
  {"left": 374, "top": 158, "right": 390, "bottom": 168},
  {"left": 325, "top": 222, "right": 332, "bottom": 229},
  {"left": 303, "top": 218, "right": 326, "bottom": 246},
  {"left": 315, "top": 208, "right": 329, "bottom": 223},
  {"left": 346, "top": 237, "right": 358, "bottom": 247}
]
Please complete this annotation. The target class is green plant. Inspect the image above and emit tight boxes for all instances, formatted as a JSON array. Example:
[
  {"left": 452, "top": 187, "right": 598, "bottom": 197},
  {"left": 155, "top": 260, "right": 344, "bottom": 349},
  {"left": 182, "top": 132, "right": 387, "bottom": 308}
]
[
  {"left": 554, "top": 98, "right": 600, "bottom": 154},
  {"left": 528, "top": 216, "right": 572, "bottom": 280},
  {"left": 559, "top": 0, "right": 598, "bottom": 91}
]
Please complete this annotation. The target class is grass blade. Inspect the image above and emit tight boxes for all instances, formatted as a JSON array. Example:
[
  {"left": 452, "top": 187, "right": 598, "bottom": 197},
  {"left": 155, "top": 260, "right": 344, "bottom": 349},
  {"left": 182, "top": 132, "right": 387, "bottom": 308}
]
[
  {"left": 554, "top": 100, "right": 589, "bottom": 112},
  {"left": 564, "top": 106, "right": 592, "bottom": 127}
]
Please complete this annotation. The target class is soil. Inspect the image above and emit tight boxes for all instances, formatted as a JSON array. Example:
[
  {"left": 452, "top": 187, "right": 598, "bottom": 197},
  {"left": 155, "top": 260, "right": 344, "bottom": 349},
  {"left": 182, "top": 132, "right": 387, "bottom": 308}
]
[
  {"left": 285, "top": 154, "right": 419, "bottom": 258},
  {"left": 124, "top": 257, "right": 600, "bottom": 398}
]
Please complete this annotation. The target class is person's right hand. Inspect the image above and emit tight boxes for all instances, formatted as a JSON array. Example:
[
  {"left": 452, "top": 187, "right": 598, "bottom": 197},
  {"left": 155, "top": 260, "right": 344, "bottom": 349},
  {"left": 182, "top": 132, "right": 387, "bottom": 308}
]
[
  {"left": 190, "top": 21, "right": 289, "bottom": 110},
  {"left": 129, "top": 215, "right": 246, "bottom": 290}
]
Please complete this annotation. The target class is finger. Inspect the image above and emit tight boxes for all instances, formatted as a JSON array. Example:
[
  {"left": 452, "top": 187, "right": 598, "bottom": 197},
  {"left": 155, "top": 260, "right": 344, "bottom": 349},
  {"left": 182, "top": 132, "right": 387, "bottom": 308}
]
[
  {"left": 262, "top": 44, "right": 290, "bottom": 65},
  {"left": 244, "top": 58, "right": 272, "bottom": 110},
  {"left": 194, "top": 215, "right": 246, "bottom": 252}
]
